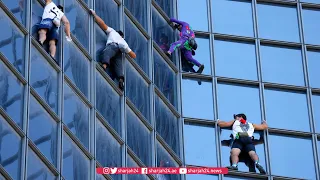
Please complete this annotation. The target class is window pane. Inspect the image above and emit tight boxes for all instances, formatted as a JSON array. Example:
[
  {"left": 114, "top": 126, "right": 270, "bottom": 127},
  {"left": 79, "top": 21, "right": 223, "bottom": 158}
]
[
  {"left": 29, "top": 96, "right": 58, "bottom": 166},
  {"left": 178, "top": 0, "right": 208, "bottom": 31},
  {"left": 155, "top": 95, "right": 180, "bottom": 156},
  {"left": 65, "top": 0, "right": 90, "bottom": 50},
  {"left": 126, "top": 107, "right": 152, "bottom": 166},
  {"left": 154, "top": 50, "right": 177, "bottom": 108},
  {"left": 96, "top": 174, "right": 107, "bottom": 180},
  {"left": 62, "top": 132, "right": 90, "bottom": 180},
  {"left": 30, "top": 46, "right": 58, "bottom": 113},
  {"left": 63, "top": 83, "right": 89, "bottom": 149},
  {"left": 0, "top": 115, "right": 21, "bottom": 180},
  {"left": 265, "top": 89, "right": 310, "bottom": 132},
  {"left": 269, "top": 135, "right": 316, "bottom": 179},
  {"left": 95, "top": 23, "right": 109, "bottom": 61},
  {"left": 212, "top": 0, "right": 253, "bottom": 37},
  {"left": 302, "top": 9, "right": 320, "bottom": 45},
  {"left": 312, "top": 95, "right": 320, "bottom": 133},
  {"left": 64, "top": 41, "right": 90, "bottom": 97},
  {"left": 1, "top": 0, "right": 26, "bottom": 25},
  {"left": 260, "top": 45, "right": 304, "bottom": 86},
  {"left": 307, "top": 51, "right": 320, "bottom": 88},
  {"left": 125, "top": 16, "right": 149, "bottom": 75},
  {"left": 127, "top": 155, "right": 149, "bottom": 180},
  {"left": 0, "top": 8, "right": 25, "bottom": 75},
  {"left": 154, "top": 0, "right": 174, "bottom": 17},
  {"left": 223, "top": 176, "right": 260, "bottom": 180},
  {"left": 220, "top": 129, "right": 266, "bottom": 173},
  {"left": 125, "top": 61, "right": 150, "bottom": 121},
  {"left": 257, "top": 4, "right": 300, "bottom": 42},
  {"left": 217, "top": 83, "right": 261, "bottom": 125},
  {"left": 27, "top": 148, "right": 55, "bottom": 180},
  {"left": 0, "top": 61, "right": 24, "bottom": 128},
  {"left": 182, "top": 79, "right": 213, "bottom": 120},
  {"left": 95, "top": 0, "right": 119, "bottom": 30},
  {"left": 124, "top": 0, "right": 148, "bottom": 31},
  {"left": 215, "top": 40, "right": 257, "bottom": 80},
  {"left": 96, "top": 72, "right": 121, "bottom": 134},
  {"left": 96, "top": 119, "right": 122, "bottom": 180},
  {"left": 184, "top": 123, "right": 217, "bottom": 166},
  {"left": 186, "top": 175, "right": 218, "bottom": 180}
]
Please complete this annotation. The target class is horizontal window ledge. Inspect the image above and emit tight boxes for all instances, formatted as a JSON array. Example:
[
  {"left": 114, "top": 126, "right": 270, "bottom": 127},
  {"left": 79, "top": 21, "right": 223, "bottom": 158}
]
[
  {"left": 259, "top": 39, "right": 302, "bottom": 48},
  {"left": 184, "top": 118, "right": 216, "bottom": 126},
  {"left": 224, "top": 168, "right": 268, "bottom": 179},
  {"left": 156, "top": 134, "right": 183, "bottom": 166},
  {"left": 268, "top": 128, "right": 313, "bottom": 137},
  {"left": 213, "top": 33, "right": 255, "bottom": 43},
  {"left": 182, "top": 73, "right": 212, "bottom": 81},
  {"left": 217, "top": 77, "right": 260, "bottom": 86},
  {"left": 301, "top": 2, "right": 320, "bottom": 9},
  {"left": 256, "top": 0, "right": 297, "bottom": 6},
  {"left": 272, "top": 175, "right": 308, "bottom": 180},
  {"left": 263, "top": 82, "right": 307, "bottom": 92}
]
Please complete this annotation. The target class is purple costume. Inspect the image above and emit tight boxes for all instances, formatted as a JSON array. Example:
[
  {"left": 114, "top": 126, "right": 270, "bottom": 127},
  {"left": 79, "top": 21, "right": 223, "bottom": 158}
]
[{"left": 168, "top": 18, "right": 201, "bottom": 67}]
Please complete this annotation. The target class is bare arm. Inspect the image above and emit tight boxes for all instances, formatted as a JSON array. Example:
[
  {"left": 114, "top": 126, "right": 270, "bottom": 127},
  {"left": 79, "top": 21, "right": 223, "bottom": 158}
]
[
  {"left": 217, "top": 119, "right": 235, "bottom": 128},
  {"left": 253, "top": 120, "right": 268, "bottom": 131},
  {"left": 45, "top": 0, "right": 52, "bottom": 5},
  {"left": 128, "top": 51, "right": 136, "bottom": 59},
  {"left": 61, "top": 15, "right": 71, "bottom": 38},
  {"left": 89, "top": 9, "right": 108, "bottom": 31}
]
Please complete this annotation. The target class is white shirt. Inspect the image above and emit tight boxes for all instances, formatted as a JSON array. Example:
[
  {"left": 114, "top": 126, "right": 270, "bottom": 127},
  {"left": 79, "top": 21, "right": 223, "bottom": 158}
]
[
  {"left": 42, "top": 2, "right": 64, "bottom": 21},
  {"left": 232, "top": 120, "right": 254, "bottom": 138},
  {"left": 105, "top": 27, "right": 132, "bottom": 53}
]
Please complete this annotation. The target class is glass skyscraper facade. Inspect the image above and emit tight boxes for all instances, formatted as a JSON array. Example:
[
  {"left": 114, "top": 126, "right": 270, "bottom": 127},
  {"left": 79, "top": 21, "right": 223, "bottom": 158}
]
[{"left": 0, "top": 0, "right": 320, "bottom": 180}]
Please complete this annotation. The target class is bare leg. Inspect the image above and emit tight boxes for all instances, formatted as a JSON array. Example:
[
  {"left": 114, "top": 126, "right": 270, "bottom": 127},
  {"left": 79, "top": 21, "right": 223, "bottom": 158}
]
[
  {"left": 230, "top": 148, "right": 241, "bottom": 165},
  {"left": 49, "top": 40, "right": 56, "bottom": 58},
  {"left": 38, "top": 29, "right": 48, "bottom": 44},
  {"left": 248, "top": 151, "right": 259, "bottom": 162}
]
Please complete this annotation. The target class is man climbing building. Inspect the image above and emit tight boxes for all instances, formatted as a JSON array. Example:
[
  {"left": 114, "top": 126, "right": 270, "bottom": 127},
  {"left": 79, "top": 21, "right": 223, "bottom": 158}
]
[
  {"left": 217, "top": 114, "right": 267, "bottom": 174},
  {"left": 89, "top": 9, "right": 136, "bottom": 91},
  {"left": 38, "top": 0, "right": 72, "bottom": 60},
  {"left": 166, "top": 18, "right": 204, "bottom": 74}
]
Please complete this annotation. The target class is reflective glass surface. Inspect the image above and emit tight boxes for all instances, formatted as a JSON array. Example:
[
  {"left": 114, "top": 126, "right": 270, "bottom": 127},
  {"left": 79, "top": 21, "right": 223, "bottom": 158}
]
[
  {"left": 126, "top": 107, "right": 152, "bottom": 166},
  {"left": 127, "top": 155, "right": 149, "bottom": 180},
  {"left": 125, "top": 16, "right": 149, "bottom": 75},
  {"left": 96, "top": 72, "right": 121, "bottom": 134},
  {"left": 62, "top": 132, "right": 90, "bottom": 180},
  {"left": 2, "top": 0, "right": 26, "bottom": 25},
  {"left": 178, "top": 0, "right": 208, "bottom": 31},
  {"left": 154, "top": 0, "right": 174, "bottom": 17},
  {"left": 154, "top": 50, "right": 177, "bottom": 108},
  {"left": 124, "top": 0, "right": 148, "bottom": 31},
  {"left": 184, "top": 123, "right": 217, "bottom": 166},
  {"left": 64, "top": 41, "right": 90, "bottom": 98},
  {"left": 217, "top": 83, "right": 261, "bottom": 125},
  {"left": 63, "top": 83, "right": 89, "bottom": 149},
  {"left": 212, "top": 0, "right": 254, "bottom": 37},
  {"left": 31, "top": 0, "right": 44, "bottom": 37},
  {"left": 95, "top": 23, "right": 109, "bottom": 61},
  {"left": 0, "top": 8, "right": 25, "bottom": 75},
  {"left": 65, "top": 0, "right": 90, "bottom": 50},
  {"left": 307, "top": 51, "right": 320, "bottom": 88},
  {"left": 312, "top": 95, "right": 320, "bottom": 133},
  {"left": 302, "top": 9, "right": 320, "bottom": 45},
  {"left": 182, "top": 79, "right": 213, "bottom": 120},
  {"left": 0, "top": 61, "right": 24, "bottom": 128},
  {"left": 215, "top": 40, "right": 257, "bottom": 80},
  {"left": 269, "top": 134, "right": 316, "bottom": 179},
  {"left": 29, "top": 96, "right": 57, "bottom": 166},
  {"left": 260, "top": 45, "right": 304, "bottom": 86},
  {"left": 223, "top": 176, "right": 260, "bottom": 180},
  {"left": 30, "top": 45, "right": 58, "bottom": 113},
  {"left": 95, "top": 0, "right": 119, "bottom": 30},
  {"left": 0, "top": 115, "right": 21, "bottom": 180},
  {"left": 27, "top": 147, "right": 55, "bottom": 180},
  {"left": 257, "top": 4, "right": 300, "bottom": 42},
  {"left": 125, "top": 61, "right": 150, "bottom": 121},
  {"left": 264, "top": 89, "right": 310, "bottom": 132},
  {"left": 186, "top": 175, "right": 218, "bottom": 180},
  {"left": 155, "top": 95, "right": 180, "bottom": 156}
]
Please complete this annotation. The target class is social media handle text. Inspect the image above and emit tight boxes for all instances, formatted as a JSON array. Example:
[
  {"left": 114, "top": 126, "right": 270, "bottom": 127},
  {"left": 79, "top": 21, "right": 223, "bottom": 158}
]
[{"left": 96, "top": 167, "right": 228, "bottom": 174}]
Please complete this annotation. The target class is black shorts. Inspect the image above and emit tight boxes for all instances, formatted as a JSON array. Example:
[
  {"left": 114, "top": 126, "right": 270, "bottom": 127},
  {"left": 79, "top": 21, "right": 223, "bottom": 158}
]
[{"left": 231, "top": 137, "right": 255, "bottom": 153}]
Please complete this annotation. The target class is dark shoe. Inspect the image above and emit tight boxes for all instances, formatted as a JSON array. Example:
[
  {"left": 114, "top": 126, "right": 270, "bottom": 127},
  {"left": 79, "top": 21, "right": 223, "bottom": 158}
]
[
  {"left": 196, "top": 64, "right": 204, "bottom": 74},
  {"left": 98, "top": 62, "right": 107, "bottom": 70},
  {"left": 37, "top": 40, "right": 44, "bottom": 47},
  {"left": 165, "top": 51, "right": 171, "bottom": 57},
  {"left": 119, "top": 78, "right": 124, "bottom": 91},
  {"left": 227, "top": 166, "right": 238, "bottom": 171},
  {"left": 256, "top": 163, "right": 266, "bottom": 174}
]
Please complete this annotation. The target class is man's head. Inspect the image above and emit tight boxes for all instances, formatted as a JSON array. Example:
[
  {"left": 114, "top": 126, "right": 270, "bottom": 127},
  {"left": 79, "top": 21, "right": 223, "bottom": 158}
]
[
  {"left": 117, "top": 30, "right": 124, "bottom": 38},
  {"left": 234, "top": 113, "right": 247, "bottom": 121},
  {"left": 57, "top": 5, "right": 64, "bottom": 12}
]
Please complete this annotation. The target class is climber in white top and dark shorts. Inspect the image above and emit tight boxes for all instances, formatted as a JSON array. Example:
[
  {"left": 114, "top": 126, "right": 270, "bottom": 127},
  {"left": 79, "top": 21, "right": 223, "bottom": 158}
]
[{"left": 217, "top": 113, "right": 268, "bottom": 174}]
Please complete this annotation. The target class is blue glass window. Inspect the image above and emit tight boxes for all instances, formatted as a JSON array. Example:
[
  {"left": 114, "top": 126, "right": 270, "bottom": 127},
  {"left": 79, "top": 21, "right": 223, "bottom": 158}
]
[
  {"left": 154, "top": 0, "right": 174, "bottom": 17},
  {"left": 0, "top": 115, "right": 21, "bottom": 180},
  {"left": 127, "top": 155, "right": 149, "bottom": 180},
  {"left": 184, "top": 123, "right": 217, "bottom": 166},
  {"left": 269, "top": 134, "right": 316, "bottom": 179},
  {"left": 155, "top": 95, "right": 180, "bottom": 156},
  {"left": 0, "top": 8, "right": 25, "bottom": 75},
  {"left": 182, "top": 79, "right": 213, "bottom": 120},
  {"left": 312, "top": 95, "right": 320, "bottom": 133},
  {"left": 257, "top": 4, "right": 300, "bottom": 42},
  {"left": 63, "top": 83, "right": 89, "bottom": 149},
  {"left": 0, "top": 61, "right": 24, "bottom": 128},
  {"left": 307, "top": 51, "right": 320, "bottom": 88},
  {"left": 30, "top": 45, "right": 58, "bottom": 113},
  {"left": 29, "top": 96, "right": 58, "bottom": 166},
  {"left": 126, "top": 107, "right": 152, "bottom": 166},
  {"left": 125, "top": 61, "right": 150, "bottom": 121},
  {"left": 27, "top": 148, "right": 55, "bottom": 180},
  {"left": 96, "top": 174, "right": 108, "bottom": 180},
  {"left": 186, "top": 175, "right": 218, "bottom": 180},
  {"left": 178, "top": 0, "right": 208, "bottom": 31},
  {"left": 265, "top": 89, "right": 310, "bottom": 132},
  {"left": 31, "top": 0, "right": 44, "bottom": 36},
  {"left": 65, "top": 0, "right": 90, "bottom": 50},
  {"left": 217, "top": 83, "right": 261, "bottom": 125},
  {"left": 64, "top": 41, "right": 90, "bottom": 97},
  {"left": 95, "top": 23, "right": 109, "bottom": 61},
  {"left": 212, "top": 0, "right": 254, "bottom": 37},
  {"left": 154, "top": 50, "right": 177, "bottom": 108},
  {"left": 1, "top": 0, "right": 26, "bottom": 25},
  {"left": 125, "top": 16, "right": 149, "bottom": 75},
  {"left": 224, "top": 176, "right": 260, "bottom": 180},
  {"left": 302, "top": 9, "right": 320, "bottom": 45},
  {"left": 96, "top": 72, "right": 121, "bottom": 134},
  {"left": 124, "top": 0, "right": 148, "bottom": 31},
  {"left": 260, "top": 45, "right": 304, "bottom": 86},
  {"left": 215, "top": 40, "right": 257, "bottom": 81},
  {"left": 95, "top": 0, "right": 119, "bottom": 30},
  {"left": 62, "top": 132, "right": 90, "bottom": 180}
]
